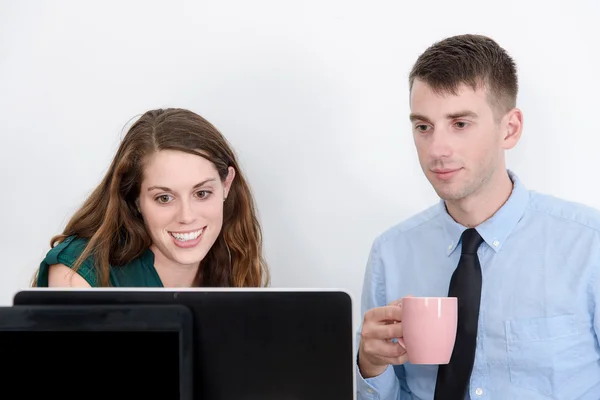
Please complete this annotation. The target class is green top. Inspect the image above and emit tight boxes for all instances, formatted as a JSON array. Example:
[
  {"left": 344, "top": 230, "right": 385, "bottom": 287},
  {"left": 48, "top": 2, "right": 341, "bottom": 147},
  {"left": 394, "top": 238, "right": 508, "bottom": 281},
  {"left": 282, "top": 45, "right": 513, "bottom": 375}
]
[{"left": 36, "top": 235, "right": 164, "bottom": 287}]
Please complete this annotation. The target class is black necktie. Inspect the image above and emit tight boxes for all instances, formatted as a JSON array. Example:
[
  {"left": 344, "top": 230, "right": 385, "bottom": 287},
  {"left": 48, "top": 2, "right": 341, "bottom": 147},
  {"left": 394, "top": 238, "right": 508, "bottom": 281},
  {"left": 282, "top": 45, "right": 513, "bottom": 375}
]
[{"left": 434, "top": 228, "right": 484, "bottom": 400}]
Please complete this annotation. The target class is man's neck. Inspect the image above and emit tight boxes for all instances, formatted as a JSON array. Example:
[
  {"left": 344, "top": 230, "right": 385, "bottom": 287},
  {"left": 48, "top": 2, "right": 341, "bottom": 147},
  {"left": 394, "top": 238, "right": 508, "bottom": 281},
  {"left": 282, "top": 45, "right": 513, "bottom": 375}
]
[{"left": 445, "top": 171, "right": 514, "bottom": 228}]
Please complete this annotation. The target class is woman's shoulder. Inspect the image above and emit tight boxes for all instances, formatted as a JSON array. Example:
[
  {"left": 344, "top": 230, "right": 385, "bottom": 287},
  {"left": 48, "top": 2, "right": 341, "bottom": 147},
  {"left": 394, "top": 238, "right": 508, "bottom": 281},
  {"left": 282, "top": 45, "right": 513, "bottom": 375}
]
[
  {"left": 38, "top": 235, "right": 98, "bottom": 286},
  {"left": 37, "top": 235, "right": 162, "bottom": 288},
  {"left": 44, "top": 235, "right": 92, "bottom": 266}
]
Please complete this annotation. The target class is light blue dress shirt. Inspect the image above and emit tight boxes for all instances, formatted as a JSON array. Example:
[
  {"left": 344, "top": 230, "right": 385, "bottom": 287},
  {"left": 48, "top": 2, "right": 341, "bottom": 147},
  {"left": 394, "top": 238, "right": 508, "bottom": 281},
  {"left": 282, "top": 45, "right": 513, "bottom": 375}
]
[{"left": 356, "top": 171, "right": 600, "bottom": 400}]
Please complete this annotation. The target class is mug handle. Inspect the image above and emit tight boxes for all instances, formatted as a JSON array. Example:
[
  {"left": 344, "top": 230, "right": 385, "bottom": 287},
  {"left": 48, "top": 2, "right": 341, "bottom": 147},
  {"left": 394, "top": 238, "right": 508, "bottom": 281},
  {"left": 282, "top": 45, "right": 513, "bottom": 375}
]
[
  {"left": 394, "top": 295, "right": 411, "bottom": 350},
  {"left": 396, "top": 337, "right": 406, "bottom": 349}
]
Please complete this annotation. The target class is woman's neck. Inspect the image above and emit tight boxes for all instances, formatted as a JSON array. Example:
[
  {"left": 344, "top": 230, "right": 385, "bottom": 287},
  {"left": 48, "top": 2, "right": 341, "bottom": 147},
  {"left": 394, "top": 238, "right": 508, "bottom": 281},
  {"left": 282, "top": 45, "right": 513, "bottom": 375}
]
[{"left": 150, "top": 245, "right": 199, "bottom": 287}]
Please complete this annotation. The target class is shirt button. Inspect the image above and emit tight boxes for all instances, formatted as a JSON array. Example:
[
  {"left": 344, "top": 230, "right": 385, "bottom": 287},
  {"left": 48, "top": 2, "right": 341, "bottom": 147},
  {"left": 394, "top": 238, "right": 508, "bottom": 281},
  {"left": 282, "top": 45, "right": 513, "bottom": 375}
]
[
  {"left": 448, "top": 244, "right": 452, "bottom": 250},
  {"left": 475, "top": 387, "right": 483, "bottom": 396},
  {"left": 493, "top": 240, "right": 499, "bottom": 247},
  {"left": 367, "top": 388, "right": 375, "bottom": 394}
]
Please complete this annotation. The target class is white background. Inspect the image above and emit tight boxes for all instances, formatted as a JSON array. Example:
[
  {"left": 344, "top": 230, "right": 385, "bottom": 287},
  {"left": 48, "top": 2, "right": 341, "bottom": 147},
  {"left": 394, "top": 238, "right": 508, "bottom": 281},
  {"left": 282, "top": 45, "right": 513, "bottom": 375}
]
[{"left": 1, "top": 0, "right": 599, "bottom": 328}]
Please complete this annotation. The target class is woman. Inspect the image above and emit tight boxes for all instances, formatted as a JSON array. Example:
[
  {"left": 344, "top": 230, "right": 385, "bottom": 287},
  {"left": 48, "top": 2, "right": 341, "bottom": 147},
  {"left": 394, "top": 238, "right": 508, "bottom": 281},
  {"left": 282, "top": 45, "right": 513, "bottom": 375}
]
[{"left": 33, "top": 108, "right": 269, "bottom": 288}]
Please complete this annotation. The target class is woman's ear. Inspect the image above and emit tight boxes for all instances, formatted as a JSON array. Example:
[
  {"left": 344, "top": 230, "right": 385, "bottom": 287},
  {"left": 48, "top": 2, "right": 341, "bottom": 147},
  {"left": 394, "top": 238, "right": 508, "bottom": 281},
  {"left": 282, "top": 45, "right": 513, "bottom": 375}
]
[{"left": 223, "top": 166, "right": 236, "bottom": 200}]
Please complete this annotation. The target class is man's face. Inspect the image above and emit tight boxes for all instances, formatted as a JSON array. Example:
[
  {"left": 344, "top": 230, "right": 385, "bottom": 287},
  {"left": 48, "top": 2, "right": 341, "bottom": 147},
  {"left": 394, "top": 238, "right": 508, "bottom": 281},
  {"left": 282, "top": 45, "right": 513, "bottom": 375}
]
[{"left": 409, "top": 79, "right": 506, "bottom": 202}]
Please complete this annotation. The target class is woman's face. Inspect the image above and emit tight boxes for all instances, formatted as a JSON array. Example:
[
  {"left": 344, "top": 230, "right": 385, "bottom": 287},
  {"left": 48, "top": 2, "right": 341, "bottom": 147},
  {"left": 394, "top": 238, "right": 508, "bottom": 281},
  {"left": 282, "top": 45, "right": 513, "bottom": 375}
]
[{"left": 138, "top": 149, "right": 235, "bottom": 270}]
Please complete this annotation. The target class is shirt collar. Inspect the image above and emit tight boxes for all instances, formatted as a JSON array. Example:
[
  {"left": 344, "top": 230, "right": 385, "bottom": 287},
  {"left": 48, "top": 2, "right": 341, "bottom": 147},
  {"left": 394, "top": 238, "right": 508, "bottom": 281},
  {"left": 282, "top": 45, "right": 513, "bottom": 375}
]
[{"left": 440, "top": 170, "right": 530, "bottom": 256}]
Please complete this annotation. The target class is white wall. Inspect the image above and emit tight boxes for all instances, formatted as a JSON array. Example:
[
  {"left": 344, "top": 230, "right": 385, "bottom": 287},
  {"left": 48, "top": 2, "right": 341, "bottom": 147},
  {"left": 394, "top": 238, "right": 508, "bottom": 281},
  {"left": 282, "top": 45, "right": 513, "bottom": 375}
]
[{"left": 1, "top": 0, "right": 599, "bottom": 329}]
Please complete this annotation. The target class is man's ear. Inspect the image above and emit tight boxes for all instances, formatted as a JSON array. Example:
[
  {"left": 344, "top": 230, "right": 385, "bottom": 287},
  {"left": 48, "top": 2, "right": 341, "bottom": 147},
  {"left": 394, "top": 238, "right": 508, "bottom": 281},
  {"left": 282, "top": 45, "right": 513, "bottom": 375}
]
[{"left": 502, "top": 108, "right": 523, "bottom": 150}]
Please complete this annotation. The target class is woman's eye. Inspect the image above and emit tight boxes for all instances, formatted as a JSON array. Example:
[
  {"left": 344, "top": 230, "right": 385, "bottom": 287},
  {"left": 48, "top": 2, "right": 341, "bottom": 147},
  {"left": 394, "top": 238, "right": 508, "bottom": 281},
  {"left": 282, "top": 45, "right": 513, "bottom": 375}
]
[
  {"left": 196, "top": 191, "right": 211, "bottom": 200},
  {"left": 156, "top": 194, "right": 173, "bottom": 204}
]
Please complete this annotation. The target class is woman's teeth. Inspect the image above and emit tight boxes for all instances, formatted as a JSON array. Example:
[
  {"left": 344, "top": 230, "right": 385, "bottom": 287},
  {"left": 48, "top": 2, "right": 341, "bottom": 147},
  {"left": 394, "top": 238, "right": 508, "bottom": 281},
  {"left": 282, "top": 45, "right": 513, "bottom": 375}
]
[{"left": 170, "top": 228, "right": 203, "bottom": 242}]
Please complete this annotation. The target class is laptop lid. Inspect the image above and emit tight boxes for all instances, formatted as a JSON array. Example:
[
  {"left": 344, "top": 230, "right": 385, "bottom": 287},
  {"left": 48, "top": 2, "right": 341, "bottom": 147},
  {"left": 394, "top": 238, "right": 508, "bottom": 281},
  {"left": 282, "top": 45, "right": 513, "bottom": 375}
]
[
  {"left": 0, "top": 303, "right": 194, "bottom": 400},
  {"left": 14, "top": 288, "right": 355, "bottom": 400}
]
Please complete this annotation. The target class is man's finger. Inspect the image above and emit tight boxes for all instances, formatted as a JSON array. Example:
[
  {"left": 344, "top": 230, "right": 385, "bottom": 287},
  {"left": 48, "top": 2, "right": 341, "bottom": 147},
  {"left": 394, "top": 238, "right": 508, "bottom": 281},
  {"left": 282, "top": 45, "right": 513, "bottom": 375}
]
[
  {"left": 377, "top": 353, "right": 410, "bottom": 366},
  {"left": 363, "top": 337, "right": 408, "bottom": 359},
  {"left": 366, "top": 304, "right": 403, "bottom": 323},
  {"left": 362, "top": 321, "right": 404, "bottom": 341},
  {"left": 388, "top": 298, "right": 403, "bottom": 307}
]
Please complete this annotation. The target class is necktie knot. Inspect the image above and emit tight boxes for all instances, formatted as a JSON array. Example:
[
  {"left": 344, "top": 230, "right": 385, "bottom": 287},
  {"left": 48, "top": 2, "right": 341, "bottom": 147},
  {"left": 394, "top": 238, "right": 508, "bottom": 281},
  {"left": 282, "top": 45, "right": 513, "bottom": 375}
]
[{"left": 460, "top": 228, "right": 483, "bottom": 255}]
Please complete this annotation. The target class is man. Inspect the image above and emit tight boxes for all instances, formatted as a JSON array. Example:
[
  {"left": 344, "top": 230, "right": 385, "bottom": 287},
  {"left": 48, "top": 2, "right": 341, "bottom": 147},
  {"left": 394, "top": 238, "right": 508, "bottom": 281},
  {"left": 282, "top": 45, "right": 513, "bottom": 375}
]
[{"left": 356, "top": 34, "right": 600, "bottom": 400}]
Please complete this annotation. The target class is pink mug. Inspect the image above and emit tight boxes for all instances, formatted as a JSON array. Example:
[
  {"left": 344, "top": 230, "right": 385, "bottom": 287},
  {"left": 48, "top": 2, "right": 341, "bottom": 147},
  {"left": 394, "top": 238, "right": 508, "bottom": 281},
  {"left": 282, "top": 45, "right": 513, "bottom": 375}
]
[{"left": 397, "top": 296, "right": 458, "bottom": 364}]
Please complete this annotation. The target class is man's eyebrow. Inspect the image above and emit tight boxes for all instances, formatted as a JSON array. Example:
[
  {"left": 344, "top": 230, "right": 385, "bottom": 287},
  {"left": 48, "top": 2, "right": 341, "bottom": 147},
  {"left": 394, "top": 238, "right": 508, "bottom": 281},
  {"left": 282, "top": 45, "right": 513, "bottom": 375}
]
[
  {"left": 409, "top": 113, "right": 431, "bottom": 123},
  {"left": 445, "top": 110, "right": 478, "bottom": 119},
  {"left": 409, "top": 111, "right": 478, "bottom": 123}
]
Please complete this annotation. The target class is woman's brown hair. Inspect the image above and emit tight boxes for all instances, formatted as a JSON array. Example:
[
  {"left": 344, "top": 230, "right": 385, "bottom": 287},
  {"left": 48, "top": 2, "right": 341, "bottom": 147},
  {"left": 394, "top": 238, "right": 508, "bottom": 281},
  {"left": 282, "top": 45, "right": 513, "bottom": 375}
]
[{"left": 33, "top": 108, "right": 269, "bottom": 287}]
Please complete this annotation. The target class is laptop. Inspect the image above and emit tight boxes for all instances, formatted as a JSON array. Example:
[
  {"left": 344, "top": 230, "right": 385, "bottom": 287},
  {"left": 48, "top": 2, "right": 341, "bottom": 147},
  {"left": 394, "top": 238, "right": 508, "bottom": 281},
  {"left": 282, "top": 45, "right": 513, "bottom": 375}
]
[
  {"left": 0, "top": 303, "right": 194, "bottom": 399},
  {"left": 14, "top": 288, "right": 355, "bottom": 400}
]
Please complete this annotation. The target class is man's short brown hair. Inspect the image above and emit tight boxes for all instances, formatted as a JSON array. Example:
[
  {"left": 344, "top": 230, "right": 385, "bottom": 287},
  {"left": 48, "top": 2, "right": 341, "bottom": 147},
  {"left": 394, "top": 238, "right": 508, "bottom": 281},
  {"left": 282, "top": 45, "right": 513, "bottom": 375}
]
[{"left": 409, "top": 34, "right": 518, "bottom": 118}]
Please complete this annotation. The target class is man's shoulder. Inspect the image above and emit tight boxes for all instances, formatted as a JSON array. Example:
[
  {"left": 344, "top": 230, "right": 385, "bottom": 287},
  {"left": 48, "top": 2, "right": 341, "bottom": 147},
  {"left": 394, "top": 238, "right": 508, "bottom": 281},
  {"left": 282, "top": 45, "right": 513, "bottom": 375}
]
[
  {"left": 375, "top": 202, "right": 442, "bottom": 247},
  {"left": 528, "top": 190, "right": 600, "bottom": 232}
]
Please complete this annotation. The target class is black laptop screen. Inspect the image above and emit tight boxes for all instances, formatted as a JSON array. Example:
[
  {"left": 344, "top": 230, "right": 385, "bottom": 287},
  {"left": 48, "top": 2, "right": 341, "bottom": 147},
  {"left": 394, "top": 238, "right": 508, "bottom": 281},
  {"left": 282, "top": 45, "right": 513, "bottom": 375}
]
[
  {"left": 0, "top": 302, "right": 193, "bottom": 400},
  {"left": 1, "top": 330, "right": 180, "bottom": 397}
]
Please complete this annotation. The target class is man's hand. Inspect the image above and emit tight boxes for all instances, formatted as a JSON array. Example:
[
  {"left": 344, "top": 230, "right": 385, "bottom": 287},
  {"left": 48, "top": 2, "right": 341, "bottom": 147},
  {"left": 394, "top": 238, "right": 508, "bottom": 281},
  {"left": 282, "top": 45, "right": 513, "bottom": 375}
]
[{"left": 358, "top": 300, "right": 408, "bottom": 378}]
